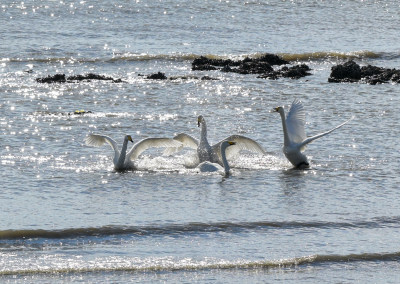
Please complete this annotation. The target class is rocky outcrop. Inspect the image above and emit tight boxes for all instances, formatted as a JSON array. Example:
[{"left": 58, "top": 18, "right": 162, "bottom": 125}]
[
  {"left": 140, "top": 72, "right": 219, "bottom": 81},
  {"left": 191, "top": 53, "right": 311, "bottom": 79},
  {"left": 145, "top": 72, "right": 168, "bottom": 80},
  {"left": 36, "top": 73, "right": 124, "bottom": 83},
  {"left": 192, "top": 53, "right": 289, "bottom": 74},
  {"left": 328, "top": 60, "right": 361, "bottom": 83},
  {"left": 258, "top": 64, "right": 312, "bottom": 80},
  {"left": 329, "top": 60, "right": 400, "bottom": 84}
]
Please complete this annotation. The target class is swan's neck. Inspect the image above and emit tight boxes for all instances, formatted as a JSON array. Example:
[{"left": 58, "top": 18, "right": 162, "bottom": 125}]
[
  {"left": 199, "top": 121, "right": 210, "bottom": 146},
  {"left": 115, "top": 138, "right": 129, "bottom": 169},
  {"left": 279, "top": 111, "right": 290, "bottom": 146},
  {"left": 220, "top": 144, "right": 230, "bottom": 176}
]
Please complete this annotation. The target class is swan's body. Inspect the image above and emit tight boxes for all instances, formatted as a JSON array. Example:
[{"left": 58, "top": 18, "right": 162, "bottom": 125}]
[
  {"left": 166, "top": 115, "right": 266, "bottom": 166},
  {"left": 274, "top": 99, "right": 352, "bottom": 168},
  {"left": 198, "top": 141, "right": 236, "bottom": 176},
  {"left": 84, "top": 134, "right": 181, "bottom": 171}
]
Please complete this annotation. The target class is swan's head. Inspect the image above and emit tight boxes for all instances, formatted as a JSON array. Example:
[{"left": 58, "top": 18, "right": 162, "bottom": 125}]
[
  {"left": 125, "top": 135, "right": 133, "bottom": 143},
  {"left": 273, "top": 106, "right": 284, "bottom": 115},
  {"left": 197, "top": 115, "right": 205, "bottom": 127},
  {"left": 221, "top": 140, "right": 236, "bottom": 149}
]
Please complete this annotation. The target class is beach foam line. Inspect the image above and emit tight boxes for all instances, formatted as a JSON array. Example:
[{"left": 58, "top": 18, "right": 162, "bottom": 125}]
[{"left": 0, "top": 252, "right": 400, "bottom": 275}]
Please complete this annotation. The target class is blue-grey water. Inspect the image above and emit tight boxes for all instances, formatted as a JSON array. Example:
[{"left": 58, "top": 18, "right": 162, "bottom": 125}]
[{"left": 1, "top": 1, "right": 400, "bottom": 283}]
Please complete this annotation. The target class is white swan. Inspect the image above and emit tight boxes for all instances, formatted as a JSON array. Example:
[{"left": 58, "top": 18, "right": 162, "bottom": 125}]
[
  {"left": 198, "top": 141, "right": 236, "bottom": 176},
  {"left": 274, "top": 99, "right": 353, "bottom": 168},
  {"left": 166, "top": 115, "right": 266, "bottom": 166},
  {"left": 84, "top": 134, "right": 181, "bottom": 171}
]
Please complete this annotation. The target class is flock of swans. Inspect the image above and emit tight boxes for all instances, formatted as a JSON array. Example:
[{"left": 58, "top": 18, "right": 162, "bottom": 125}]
[{"left": 85, "top": 99, "right": 353, "bottom": 176}]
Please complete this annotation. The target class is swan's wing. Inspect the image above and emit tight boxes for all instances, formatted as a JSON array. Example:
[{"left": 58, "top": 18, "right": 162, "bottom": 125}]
[
  {"left": 299, "top": 116, "right": 354, "bottom": 149},
  {"left": 163, "top": 133, "right": 199, "bottom": 155},
  {"left": 286, "top": 99, "right": 306, "bottom": 143},
  {"left": 84, "top": 134, "right": 119, "bottom": 153},
  {"left": 213, "top": 135, "right": 266, "bottom": 160},
  {"left": 128, "top": 138, "right": 182, "bottom": 160},
  {"left": 173, "top": 133, "right": 199, "bottom": 148}
]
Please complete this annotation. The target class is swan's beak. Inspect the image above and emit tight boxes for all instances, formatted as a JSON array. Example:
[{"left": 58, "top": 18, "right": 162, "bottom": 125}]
[
  {"left": 197, "top": 118, "right": 201, "bottom": 127},
  {"left": 127, "top": 135, "right": 133, "bottom": 143},
  {"left": 227, "top": 141, "right": 236, "bottom": 145},
  {"left": 273, "top": 107, "right": 279, "bottom": 112}
]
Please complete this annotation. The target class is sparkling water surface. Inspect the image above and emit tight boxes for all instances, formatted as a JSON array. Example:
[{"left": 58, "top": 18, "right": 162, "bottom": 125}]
[{"left": 1, "top": 0, "right": 400, "bottom": 283}]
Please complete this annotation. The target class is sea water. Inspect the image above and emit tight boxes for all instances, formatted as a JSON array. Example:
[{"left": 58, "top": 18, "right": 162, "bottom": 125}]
[{"left": 1, "top": 1, "right": 400, "bottom": 283}]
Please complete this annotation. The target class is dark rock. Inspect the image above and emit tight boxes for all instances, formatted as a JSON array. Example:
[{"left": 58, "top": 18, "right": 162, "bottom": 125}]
[
  {"left": 201, "top": 76, "right": 219, "bottom": 80},
  {"left": 36, "top": 74, "right": 66, "bottom": 83},
  {"left": 69, "top": 110, "right": 93, "bottom": 115},
  {"left": 192, "top": 64, "right": 218, "bottom": 71},
  {"left": 146, "top": 72, "right": 167, "bottom": 80},
  {"left": 258, "top": 64, "right": 312, "bottom": 80},
  {"left": 391, "top": 73, "right": 400, "bottom": 83},
  {"left": 191, "top": 53, "right": 288, "bottom": 74},
  {"left": 37, "top": 73, "right": 123, "bottom": 83},
  {"left": 329, "top": 60, "right": 400, "bottom": 84},
  {"left": 328, "top": 60, "right": 361, "bottom": 83},
  {"left": 258, "top": 53, "right": 289, "bottom": 65}
]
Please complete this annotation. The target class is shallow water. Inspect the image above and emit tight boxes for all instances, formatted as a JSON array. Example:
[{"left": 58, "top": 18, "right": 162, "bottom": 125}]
[{"left": 2, "top": 0, "right": 400, "bottom": 283}]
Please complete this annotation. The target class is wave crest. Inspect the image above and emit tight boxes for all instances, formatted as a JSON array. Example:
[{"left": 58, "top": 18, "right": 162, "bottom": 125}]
[
  {"left": 2, "top": 216, "right": 400, "bottom": 240},
  {"left": 0, "top": 252, "right": 399, "bottom": 275}
]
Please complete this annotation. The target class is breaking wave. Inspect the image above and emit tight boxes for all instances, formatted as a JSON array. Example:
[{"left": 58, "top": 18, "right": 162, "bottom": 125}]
[
  {"left": 2, "top": 216, "right": 400, "bottom": 240},
  {"left": 2, "top": 50, "right": 396, "bottom": 65},
  {"left": 0, "top": 252, "right": 399, "bottom": 275}
]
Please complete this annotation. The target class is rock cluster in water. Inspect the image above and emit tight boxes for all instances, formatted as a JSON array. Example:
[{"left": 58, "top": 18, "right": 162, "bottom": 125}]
[
  {"left": 191, "top": 53, "right": 312, "bottom": 79},
  {"left": 140, "top": 72, "right": 219, "bottom": 81},
  {"left": 329, "top": 60, "right": 400, "bottom": 84},
  {"left": 36, "top": 73, "right": 124, "bottom": 83}
]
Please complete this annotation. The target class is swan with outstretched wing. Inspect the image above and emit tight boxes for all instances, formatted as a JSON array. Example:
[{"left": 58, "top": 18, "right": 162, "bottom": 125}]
[
  {"left": 166, "top": 115, "right": 266, "bottom": 166},
  {"left": 274, "top": 99, "right": 353, "bottom": 168},
  {"left": 85, "top": 134, "right": 181, "bottom": 171}
]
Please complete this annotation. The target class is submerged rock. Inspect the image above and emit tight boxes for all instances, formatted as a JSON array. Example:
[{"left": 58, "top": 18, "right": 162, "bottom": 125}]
[
  {"left": 141, "top": 72, "right": 219, "bottom": 81},
  {"left": 69, "top": 110, "right": 93, "bottom": 115},
  {"left": 329, "top": 60, "right": 400, "bottom": 84},
  {"left": 36, "top": 74, "right": 66, "bottom": 83},
  {"left": 68, "top": 73, "right": 123, "bottom": 83},
  {"left": 145, "top": 72, "right": 168, "bottom": 80},
  {"left": 36, "top": 73, "right": 124, "bottom": 83}
]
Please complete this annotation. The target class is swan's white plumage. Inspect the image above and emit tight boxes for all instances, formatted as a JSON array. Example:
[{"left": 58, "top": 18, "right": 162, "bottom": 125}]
[
  {"left": 85, "top": 134, "right": 182, "bottom": 171},
  {"left": 285, "top": 99, "right": 306, "bottom": 144},
  {"left": 163, "top": 133, "right": 199, "bottom": 156},
  {"left": 197, "top": 140, "right": 236, "bottom": 176},
  {"left": 128, "top": 138, "right": 183, "bottom": 160},
  {"left": 274, "top": 99, "right": 353, "bottom": 168},
  {"left": 167, "top": 115, "right": 266, "bottom": 166}
]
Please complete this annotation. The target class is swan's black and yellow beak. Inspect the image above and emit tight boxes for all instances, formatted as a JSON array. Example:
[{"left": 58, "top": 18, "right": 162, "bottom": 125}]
[
  {"left": 273, "top": 107, "right": 280, "bottom": 112},
  {"left": 127, "top": 135, "right": 133, "bottom": 143},
  {"left": 227, "top": 141, "right": 236, "bottom": 146},
  {"left": 197, "top": 117, "right": 201, "bottom": 127}
]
